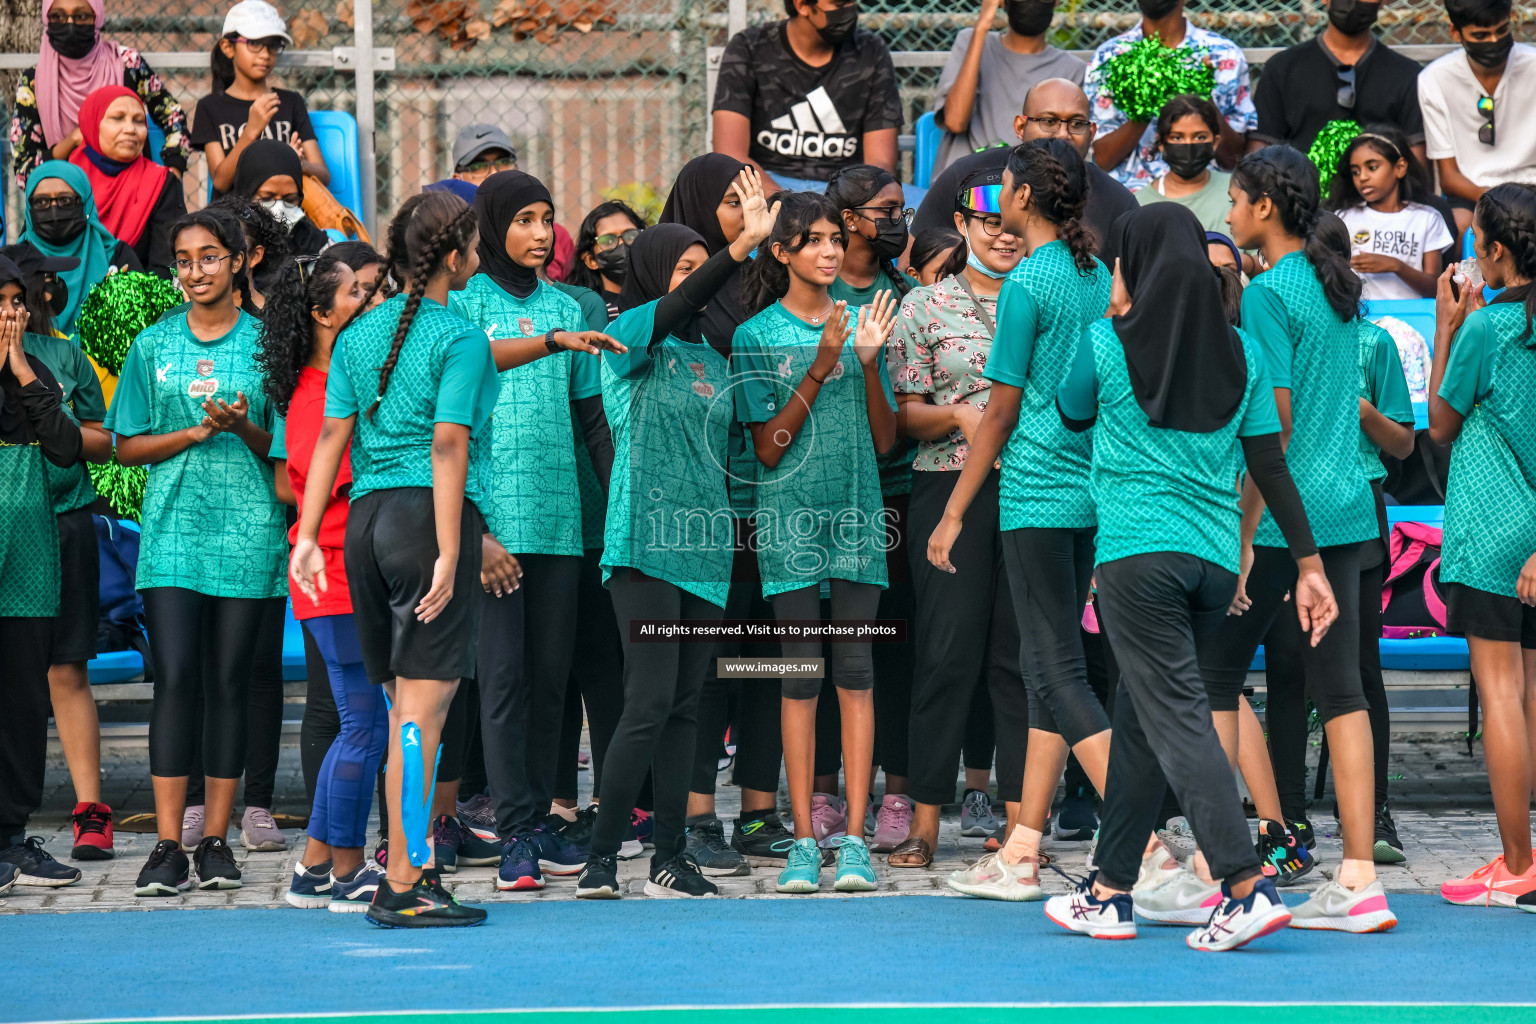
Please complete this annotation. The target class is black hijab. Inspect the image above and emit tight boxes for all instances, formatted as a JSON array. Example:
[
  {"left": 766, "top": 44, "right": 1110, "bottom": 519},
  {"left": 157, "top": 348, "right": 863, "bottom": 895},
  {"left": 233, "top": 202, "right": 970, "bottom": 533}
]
[
  {"left": 475, "top": 170, "right": 552, "bottom": 300},
  {"left": 658, "top": 153, "right": 746, "bottom": 356},
  {"left": 618, "top": 223, "right": 709, "bottom": 346},
  {"left": 1109, "top": 204, "right": 1247, "bottom": 433},
  {"left": 232, "top": 139, "right": 305, "bottom": 203},
  {"left": 0, "top": 254, "right": 34, "bottom": 440}
]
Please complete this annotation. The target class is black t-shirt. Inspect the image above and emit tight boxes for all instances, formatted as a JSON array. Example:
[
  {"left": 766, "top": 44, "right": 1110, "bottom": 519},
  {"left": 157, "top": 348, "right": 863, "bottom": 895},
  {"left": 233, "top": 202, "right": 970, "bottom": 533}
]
[
  {"left": 712, "top": 22, "right": 903, "bottom": 182},
  {"left": 190, "top": 88, "right": 316, "bottom": 154},
  {"left": 1253, "top": 36, "right": 1424, "bottom": 152},
  {"left": 911, "top": 147, "right": 1137, "bottom": 267}
]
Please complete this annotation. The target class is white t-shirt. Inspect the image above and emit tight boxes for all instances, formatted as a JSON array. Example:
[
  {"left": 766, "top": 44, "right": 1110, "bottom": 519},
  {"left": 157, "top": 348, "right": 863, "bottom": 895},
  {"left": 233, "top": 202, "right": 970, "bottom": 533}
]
[
  {"left": 1339, "top": 202, "right": 1454, "bottom": 301},
  {"left": 1419, "top": 44, "right": 1536, "bottom": 188}
]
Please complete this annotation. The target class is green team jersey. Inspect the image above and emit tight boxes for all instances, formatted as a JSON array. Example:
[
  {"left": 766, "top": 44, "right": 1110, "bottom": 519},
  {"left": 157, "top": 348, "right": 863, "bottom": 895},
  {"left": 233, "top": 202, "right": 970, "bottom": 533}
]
[
  {"left": 552, "top": 281, "right": 614, "bottom": 553},
  {"left": 731, "top": 301, "right": 896, "bottom": 598},
  {"left": 600, "top": 302, "right": 735, "bottom": 607},
  {"left": 1356, "top": 318, "right": 1414, "bottom": 484},
  {"left": 1437, "top": 301, "right": 1536, "bottom": 597},
  {"left": 1058, "top": 321, "right": 1281, "bottom": 574},
  {"left": 832, "top": 269, "right": 916, "bottom": 497},
  {"left": 1240, "top": 252, "right": 1376, "bottom": 549},
  {"left": 0, "top": 441, "right": 61, "bottom": 616},
  {"left": 984, "top": 240, "right": 1111, "bottom": 531},
  {"left": 451, "top": 275, "right": 590, "bottom": 555},
  {"left": 27, "top": 331, "right": 105, "bottom": 514},
  {"left": 325, "top": 294, "right": 500, "bottom": 505},
  {"left": 104, "top": 311, "right": 286, "bottom": 598}
]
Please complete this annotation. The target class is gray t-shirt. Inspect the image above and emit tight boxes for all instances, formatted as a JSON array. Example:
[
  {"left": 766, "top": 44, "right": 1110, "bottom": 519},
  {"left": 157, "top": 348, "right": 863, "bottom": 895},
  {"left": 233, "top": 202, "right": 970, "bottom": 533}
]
[{"left": 933, "top": 30, "right": 1087, "bottom": 172}]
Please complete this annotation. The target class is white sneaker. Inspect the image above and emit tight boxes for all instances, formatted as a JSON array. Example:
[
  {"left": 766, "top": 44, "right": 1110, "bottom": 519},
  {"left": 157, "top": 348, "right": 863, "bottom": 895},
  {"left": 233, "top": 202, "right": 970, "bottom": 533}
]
[
  {"left": 180, "top": 804, "right": 204, "bottom": 853},
  {"left": 946, "top": 852, "right": 1043, "bottom": 902},
  {"left": 1134, "top": 851, "right": 1222, "bottom": 926},
  {"left": 1288, "top": 879, "right": 1397, "bottom": 933},
  {"left": 1043, "top": 874, "right": 1136, "bottom": 939},
  {"left": 1185, "top": 876, "right": 1292, "bottom": 951}
]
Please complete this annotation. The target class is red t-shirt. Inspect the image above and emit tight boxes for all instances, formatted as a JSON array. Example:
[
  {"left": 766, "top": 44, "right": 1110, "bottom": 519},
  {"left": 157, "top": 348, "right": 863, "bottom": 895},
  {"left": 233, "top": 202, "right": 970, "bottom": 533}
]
[{"left": 280, "top": 366, "right": 354, "bottom": 618}]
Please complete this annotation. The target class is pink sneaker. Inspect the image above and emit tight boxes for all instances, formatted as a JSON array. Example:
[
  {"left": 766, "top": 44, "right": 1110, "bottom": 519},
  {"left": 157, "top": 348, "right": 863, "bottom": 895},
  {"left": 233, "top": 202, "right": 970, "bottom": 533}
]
[
  {"left": 1441, "top": 855, "right": 1536, "bottom": 907},
  {"left": 869, "top": 794, "right": 914, "bottom": 852},
  {"left": 811, "top": 793, "right": 847, "bottom": 849}
]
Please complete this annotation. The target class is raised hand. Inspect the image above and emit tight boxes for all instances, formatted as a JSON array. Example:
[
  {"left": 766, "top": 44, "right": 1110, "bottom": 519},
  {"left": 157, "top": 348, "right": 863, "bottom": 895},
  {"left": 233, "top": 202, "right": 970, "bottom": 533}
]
[
  {"left": 853, "top": 289, "right": 896, "bottom": 367},
  {"left": 732, "top": 166, "right": 782, "bottom": 252},
  {"left": 810, "top": 300, "right": 850, "bottom": 381},
  {"left": 201, "top": 392, "right": 251, "bottom": 434},
  {"left": 1, "top": 307, "right": 34, "bottom": 385}
]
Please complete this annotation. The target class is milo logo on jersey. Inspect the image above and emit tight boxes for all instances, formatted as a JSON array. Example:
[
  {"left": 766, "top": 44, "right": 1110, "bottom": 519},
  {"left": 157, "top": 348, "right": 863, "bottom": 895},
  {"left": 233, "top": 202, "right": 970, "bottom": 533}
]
[
  {"left": 189, "top": 359, "right": 219, "bottom": 397},
  {"left": 757, "top": 87, "right": 857, "bottom": 160}
]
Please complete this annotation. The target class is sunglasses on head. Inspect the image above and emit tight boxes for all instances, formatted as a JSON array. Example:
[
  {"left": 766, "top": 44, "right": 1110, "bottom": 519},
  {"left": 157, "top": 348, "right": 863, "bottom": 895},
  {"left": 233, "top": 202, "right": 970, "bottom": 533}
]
[
  {"left": 958, "top": 184, "right": 1002, "bottom": 214},
  {"left": 1477, "top": 94, "right": 1496, "bottom": 146}
]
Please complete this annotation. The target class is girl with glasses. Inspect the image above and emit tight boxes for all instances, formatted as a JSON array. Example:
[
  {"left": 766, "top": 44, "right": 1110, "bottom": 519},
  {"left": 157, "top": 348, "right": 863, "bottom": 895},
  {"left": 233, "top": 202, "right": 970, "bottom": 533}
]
[
  {"left": 566, "top": 200, "right": 648, "bottom": 320},
  {"left": 17, "top": 161, "right": 140, "bottom": 336}
]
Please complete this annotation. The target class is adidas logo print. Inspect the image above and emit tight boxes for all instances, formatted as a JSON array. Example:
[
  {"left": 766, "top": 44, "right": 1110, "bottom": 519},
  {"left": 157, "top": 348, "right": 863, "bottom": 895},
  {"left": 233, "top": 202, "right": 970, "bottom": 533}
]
[{"left": 756, "top": 86, "right": 857, "bottom": 159}]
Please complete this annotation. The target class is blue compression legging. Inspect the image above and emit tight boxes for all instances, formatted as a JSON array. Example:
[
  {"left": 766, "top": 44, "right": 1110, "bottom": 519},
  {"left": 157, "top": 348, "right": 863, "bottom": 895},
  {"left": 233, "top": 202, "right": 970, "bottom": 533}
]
[{"left": 304, "top": 614, "right": 389, "bottom": 848}]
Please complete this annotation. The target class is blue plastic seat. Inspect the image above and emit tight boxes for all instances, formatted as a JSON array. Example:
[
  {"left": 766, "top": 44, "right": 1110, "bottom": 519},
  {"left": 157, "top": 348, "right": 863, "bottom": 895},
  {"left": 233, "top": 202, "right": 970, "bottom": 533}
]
[
  {"left": 308, "top": 110, "right": 363, "bottom": 218},
  {"left": 88, "top": 649, "right": 144, "bottom": 684},
  {"left": 146, "top": 123, "right": 166, "bottom": 165},
  {"left": 913, "top": 111, "right": 943, "bottom": 191},
  {"left": 282, "top": 601, "right": 308, "bottom": 681}
]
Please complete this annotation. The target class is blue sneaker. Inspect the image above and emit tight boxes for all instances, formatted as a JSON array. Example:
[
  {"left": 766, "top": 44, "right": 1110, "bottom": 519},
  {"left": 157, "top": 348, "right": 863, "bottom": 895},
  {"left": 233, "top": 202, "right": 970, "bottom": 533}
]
[
  {"left": 1042, "top": 870, "right": 1136, "bottom": 939},
  {"left": 284, "top": 860, "right": 333, "bottom": 909},
  {"left": 432, "top": 815, "right": 461, "bottom": 874},
  {"left": 775, "top": 837, "right": 822, "bottom": 893},
  {"left": 496, "top": 835, "right": 543, "bottom": 891},
  {"left": 833, "top": 835, "right": 877, "bottom": 892},
  {"left": 523, "top": 827, "right": 584, "bottom": 876},
  {"left": 457, "top": 822, "right": 502, "bottom": 867},
  {"left": 329, "top": 862, "right": 384, "bottom": 913}
]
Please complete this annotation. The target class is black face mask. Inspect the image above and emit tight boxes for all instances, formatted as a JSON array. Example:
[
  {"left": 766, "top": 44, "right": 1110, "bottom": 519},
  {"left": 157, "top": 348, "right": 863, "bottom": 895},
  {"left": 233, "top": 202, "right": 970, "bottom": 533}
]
[
  {"left": 30, "top": 205, "right": 86, "bottom": 246},
  {"left": 49, "top": 280, "right": 68, "bottom": 318},
  {"left": 1137, "top": 0, "right": 1180, "bottom": 20},
  {"left": 1463, "top": 31, "right": 1514, "bottom": 69},
  {"left": 868, "top": 218, "right": 909, "bottom": 261},
  {"left": 593, "top": 244, "right": 629, "bottom": 281},
  {"left": 46, "top": 22, "right": 97, "bottom": 60},
  {"left": 1327, "top": 0, "right": 1379, "bottom": 35},
  {"left": 816, "top": 3, "right": 859, "bottom": 46},
  {"left": 1005, "top": 0, "right": 1055, "bottom": 37},
  {"left": 1162, "top": 141, "right": 1214, "bottom": 180}
]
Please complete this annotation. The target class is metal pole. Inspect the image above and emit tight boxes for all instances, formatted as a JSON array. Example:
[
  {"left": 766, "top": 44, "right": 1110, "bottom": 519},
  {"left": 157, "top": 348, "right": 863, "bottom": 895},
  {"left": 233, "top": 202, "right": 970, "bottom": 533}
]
[
  {"left": 728, "top": 0, "right": 746, "bottom": 37},
  {"left": 353, "top": 0, "right": 379, "bottom": 237}
]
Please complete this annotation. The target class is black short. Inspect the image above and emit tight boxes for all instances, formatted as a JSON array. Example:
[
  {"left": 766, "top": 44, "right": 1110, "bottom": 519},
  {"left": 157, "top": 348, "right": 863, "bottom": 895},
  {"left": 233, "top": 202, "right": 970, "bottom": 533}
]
[
  {"left": 51, "top": 507, "right": 99, "bottom": 665},
  {"left": 1445, "top": 581, "right": 1536, "bottom": 649},
  {"left": 345, "top": 487, "right": 484, "bottom": 685}
]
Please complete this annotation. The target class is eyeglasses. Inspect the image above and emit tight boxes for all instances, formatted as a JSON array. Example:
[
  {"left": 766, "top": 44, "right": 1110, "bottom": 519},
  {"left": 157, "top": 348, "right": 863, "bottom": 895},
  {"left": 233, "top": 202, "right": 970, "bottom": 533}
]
[
  {"left": 593, "top": 228, "right": 641, "bottom": 251},
  {"left": 850, "top": 205, "right": 915, "bottom": 224},
  {"left": 1337, "top": 64, "right": 1357, "bottom": 111},
  {"left": 961, "top": 209, "right": 1006, "bottom": 237},
  {"left": 236, "top": 36, "right": 287, "bottom": 55},
  {"left": 171, "top": 253, "right": 236, "bottom": 275},
  {"left": 462, "top": 156, "right": 516, "bottom": 175},
  {"left": 46, "top": 11, "right": 95, "bottom": 25},
  {"left": 29, "top": 194, "right": 82, "bottom": 212},
  {"left": 1477, "top": 94, "right": 1496, "bottom": 146},
  {"left": 1021, "top": 115, "right": 1093, "bottom": 136}
]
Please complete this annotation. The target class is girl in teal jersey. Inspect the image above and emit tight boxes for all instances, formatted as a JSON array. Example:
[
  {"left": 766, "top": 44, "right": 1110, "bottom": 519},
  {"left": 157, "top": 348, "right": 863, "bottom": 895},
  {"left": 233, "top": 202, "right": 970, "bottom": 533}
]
[
  {"left": 733, "top": 191, "right": 899, "bottom": 895},
  {"left": 1428, "top": 183, "right": 1536, "bottom": 906},
  {"left": 927, "top": 138, "right": 1111, "bottom": 881}
]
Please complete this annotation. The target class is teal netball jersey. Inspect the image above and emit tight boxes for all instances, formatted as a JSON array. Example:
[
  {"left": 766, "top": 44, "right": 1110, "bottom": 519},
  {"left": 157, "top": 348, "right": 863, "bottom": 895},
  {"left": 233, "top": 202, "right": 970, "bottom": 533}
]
[
  {"left": 451, "top": 275, "right": 591, "bottom": 556},
  {"left": 325, "top": 294, "right": 500, "bottom": 505},
  {"left": 1437, "top": 301, "right": 1536, "bottom": 597},
  {"left": 1058, "top": 320, "right": 1280, "bottom": 574},
  {"left": 600, "top": 301, "right": 735, "bottom": 608},
  {"left": 105, "top": 311, "right": 286, "bottom": 598},
  {"left": 731, "top": 301, "right": 897, "bottom": 598},
  {"left": 1356, "top": 318, "right": 1414, "bottom": 484},
  {"left": 26, "top": 331, "right": 105, "bottom": 514},
  {"left": 984, "top": 240, "right": 1111, "bottom": 531},
  {"left": 1240, "top": 252, "right": 1376, "bottom": 549}
]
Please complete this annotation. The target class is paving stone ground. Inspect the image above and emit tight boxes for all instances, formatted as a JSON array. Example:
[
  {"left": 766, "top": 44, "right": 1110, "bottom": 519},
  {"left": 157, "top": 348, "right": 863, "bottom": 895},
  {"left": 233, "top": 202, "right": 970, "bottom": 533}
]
[{"left": 0, "top": 729, "right": 1510, "bottom": 913}]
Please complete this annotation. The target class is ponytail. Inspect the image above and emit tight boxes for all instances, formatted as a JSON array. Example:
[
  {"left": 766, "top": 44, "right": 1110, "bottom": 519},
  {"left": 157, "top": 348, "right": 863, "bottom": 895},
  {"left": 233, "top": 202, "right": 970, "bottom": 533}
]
[
  {"left": 1004, "top": 137, "right": 1097, "bottom": 274},
  {"left": 825, "top": 164, "right": 914, "bottom": 297},
  {"left": 740, "top": 191, "right": 846, "bottom": 314},
  {"left": 1475, "top": 183, "right": 1536, "bottom": 343},
  {"left": 1234, "top": 146, "right": 1361, "bottom": 321}
]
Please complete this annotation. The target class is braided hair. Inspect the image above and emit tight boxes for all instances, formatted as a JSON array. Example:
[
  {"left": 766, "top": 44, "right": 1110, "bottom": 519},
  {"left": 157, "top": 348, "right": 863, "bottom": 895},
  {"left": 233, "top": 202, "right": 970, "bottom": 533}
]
[
  {"left": 825, "top": 164, "right": 914, "bottom": 297},
  {"left": 366, "top": 191, "right": 478, "bottom": 420},
  {"left": 1326, "top": 123, "right": 1433, "bottom": 210},
  {"left": 1004, "top": 138, "right": 1097, "bottom": 274},
  {"left": 167, "top": 208, "right": 250, "bottom": 310},
  {"left": 740, "top": 191, "right": 847, "bottom": 314},
  {"left": 1233, "top": 146, "right": 1361, "bottom": 322},
  {"left": 255, "top": 254, "right": 353, "bottom": 415},
  {"left": 1475, "top": 183, "right": 1536, "bottom": 342}
]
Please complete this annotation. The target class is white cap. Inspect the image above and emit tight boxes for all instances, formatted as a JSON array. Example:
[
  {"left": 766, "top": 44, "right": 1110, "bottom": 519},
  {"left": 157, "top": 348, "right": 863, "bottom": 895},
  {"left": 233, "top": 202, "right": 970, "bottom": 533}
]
[{"left": 222, "top": 0, "right": 292, "bottom": 44}]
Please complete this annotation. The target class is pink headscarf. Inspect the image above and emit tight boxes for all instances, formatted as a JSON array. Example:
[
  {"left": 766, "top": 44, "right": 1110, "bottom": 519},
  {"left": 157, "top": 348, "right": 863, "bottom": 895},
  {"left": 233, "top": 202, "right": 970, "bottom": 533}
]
[{"left": 36, "top": 0, "right": 123, "bottom": 148}]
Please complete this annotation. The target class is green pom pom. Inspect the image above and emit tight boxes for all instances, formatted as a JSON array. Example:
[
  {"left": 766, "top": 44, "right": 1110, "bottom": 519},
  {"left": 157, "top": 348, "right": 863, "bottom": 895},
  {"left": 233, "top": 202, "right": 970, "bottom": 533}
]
[
  {"left": 1100, "top": 35, "right": 1218, "bottom": 126},
  {"left": 76, "top": 271, "right": 183, "bottom": 376},
  {"left": 89, "top": 458, "right": 147, "bottom": 522},
  {"left": 1307, "top": 119, "right": 1362, "bottom": 191}
]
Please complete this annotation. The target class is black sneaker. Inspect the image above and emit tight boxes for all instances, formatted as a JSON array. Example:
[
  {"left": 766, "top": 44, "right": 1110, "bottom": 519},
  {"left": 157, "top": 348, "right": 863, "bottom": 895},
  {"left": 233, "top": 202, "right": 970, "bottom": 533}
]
[
  {"left": 366, "top": 872, "right": 488, "bottom": 928},
  {"left": 645, "top": 851, "right": 718, "bottom": 897},
  {"left": 0, "top": 861, "right": 16, "bottom": 896},
  {"left": 731, "top": 812, "right": 795, "bottom": 866},
  {"left": 1373, "top": 803, "right": 1406, "bottom": 864},
  {"left": 549, "top": 805, "right": 597, "bottom": 850},
  {"left": 193, "top": 835, "right": 243, "bottom": 890},
  {"left": 575, "top": 854, "right": 620, "bottom": 899},
  {"left": 1287, "top": 817, "right": 1317, "bottom": 851},
  {"left": 0, "top": 837, "right": 82, "bottom": 887},
  {"left": 1255, "top": 818, "right": 1315, "bottom": 886},
  {"left": 134, "top": 838, "right": 190, "bottom": 897},
  {"left": 684, "top": 815, "right": 749, "bottom": 876}
]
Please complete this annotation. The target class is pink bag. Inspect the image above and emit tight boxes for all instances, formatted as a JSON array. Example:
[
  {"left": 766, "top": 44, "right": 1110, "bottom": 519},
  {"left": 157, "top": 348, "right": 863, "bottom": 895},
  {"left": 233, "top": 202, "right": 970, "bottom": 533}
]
[{"left": 1381, "top": 521, "right": 1447, "bottom": 638}]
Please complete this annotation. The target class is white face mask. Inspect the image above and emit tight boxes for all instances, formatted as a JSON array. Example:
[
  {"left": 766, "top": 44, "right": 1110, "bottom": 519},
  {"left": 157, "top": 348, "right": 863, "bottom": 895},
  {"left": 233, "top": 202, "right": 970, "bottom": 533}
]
[{"left": 260, "top": 198, "right": 305, "bottom": 229}]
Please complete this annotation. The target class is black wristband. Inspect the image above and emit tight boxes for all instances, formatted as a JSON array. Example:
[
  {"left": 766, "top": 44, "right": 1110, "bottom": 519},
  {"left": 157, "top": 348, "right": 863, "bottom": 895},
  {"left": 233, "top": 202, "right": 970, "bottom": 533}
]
[
  {"left": 806, "top": 367, "right": 827, "bottom": 384},
  {"left": 544, "top": 329, "right": 562, "bottom": 353}
]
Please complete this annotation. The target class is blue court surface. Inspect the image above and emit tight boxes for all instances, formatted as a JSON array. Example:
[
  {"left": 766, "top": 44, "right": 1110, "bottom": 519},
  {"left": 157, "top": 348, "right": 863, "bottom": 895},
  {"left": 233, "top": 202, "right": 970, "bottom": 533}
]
[{"left": 9, "top": 894, "right": 1535, "bottom": 1024}]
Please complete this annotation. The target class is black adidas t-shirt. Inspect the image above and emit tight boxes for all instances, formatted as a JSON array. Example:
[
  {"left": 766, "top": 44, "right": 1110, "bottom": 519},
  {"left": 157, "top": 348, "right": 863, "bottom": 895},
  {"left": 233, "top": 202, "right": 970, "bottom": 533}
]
[{"left": 713, "top": 22, "right": 903, "bottom": 182}]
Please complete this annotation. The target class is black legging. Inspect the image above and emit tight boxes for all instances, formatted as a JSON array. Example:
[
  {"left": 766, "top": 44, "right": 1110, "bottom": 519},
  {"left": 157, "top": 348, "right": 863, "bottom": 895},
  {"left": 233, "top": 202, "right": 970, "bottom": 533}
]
[
  {"left": 772, "top": 580, "right": 883, "bottom": 698},
  {"left": 872, "top": 493, "right": 913, "bottom": 780},
  {"left": 556, "top": 548, "right": 625, "bottom": 801},
  {"left": 591, "top": 568, "right": 722, "bottom": 859},
  {"left": 187, "top": 596, "right": 287, "bottom": 807},
  {"left": 0, "top": 616, "right": 53, "bottom": 843},
  {"left": 143, "top": 588, "right": 271, "bottom": 780}
]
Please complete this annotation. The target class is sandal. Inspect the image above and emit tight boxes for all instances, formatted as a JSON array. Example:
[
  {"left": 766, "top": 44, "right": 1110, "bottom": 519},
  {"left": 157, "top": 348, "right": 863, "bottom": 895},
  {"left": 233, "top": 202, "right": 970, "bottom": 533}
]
[{"left": 887, "top": 835, "right": 934, "bottom": 868}]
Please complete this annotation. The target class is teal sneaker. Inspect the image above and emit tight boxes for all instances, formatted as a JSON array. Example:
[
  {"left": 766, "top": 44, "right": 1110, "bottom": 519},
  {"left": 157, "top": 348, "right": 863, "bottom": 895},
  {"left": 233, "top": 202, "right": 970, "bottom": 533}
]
[
  {"left": 775, "top": 837, "right": 821, "bottom": 893},
  {"left": 833, "top": 835, "right": 877, "bottom": 892}
]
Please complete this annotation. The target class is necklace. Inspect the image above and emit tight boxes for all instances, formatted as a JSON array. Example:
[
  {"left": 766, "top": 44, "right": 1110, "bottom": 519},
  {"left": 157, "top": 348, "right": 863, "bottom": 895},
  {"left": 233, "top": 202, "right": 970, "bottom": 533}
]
[{"left": 782, "top": 298, "right": 835, "bottom": 325}]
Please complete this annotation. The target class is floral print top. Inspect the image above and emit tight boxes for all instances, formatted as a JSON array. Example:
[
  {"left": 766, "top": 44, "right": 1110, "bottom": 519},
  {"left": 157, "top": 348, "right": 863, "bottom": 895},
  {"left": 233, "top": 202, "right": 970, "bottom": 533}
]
[
  {"left": 886, "top": 274, "right": 998, "bottom": 472},
  {"left": 10, "top": 44, "right": 190, "bottom": 187}
]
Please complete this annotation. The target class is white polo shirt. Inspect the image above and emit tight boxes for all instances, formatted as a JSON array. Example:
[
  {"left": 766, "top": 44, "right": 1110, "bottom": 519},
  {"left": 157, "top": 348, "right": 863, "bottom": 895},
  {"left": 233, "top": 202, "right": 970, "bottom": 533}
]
[{"left": 1419, "top": 43, "right": 1536, "bottom": 188}]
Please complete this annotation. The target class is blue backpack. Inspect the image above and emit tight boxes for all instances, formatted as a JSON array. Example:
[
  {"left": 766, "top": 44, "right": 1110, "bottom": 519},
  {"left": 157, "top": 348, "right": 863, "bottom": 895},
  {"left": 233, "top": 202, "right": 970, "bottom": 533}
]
[{"left": 94, "top": 515, "right": 153, "bottom": 679}]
